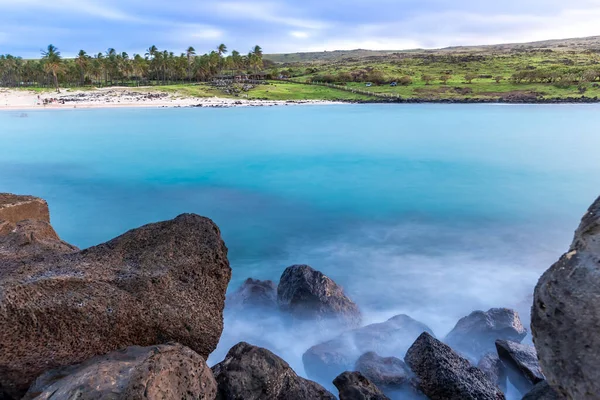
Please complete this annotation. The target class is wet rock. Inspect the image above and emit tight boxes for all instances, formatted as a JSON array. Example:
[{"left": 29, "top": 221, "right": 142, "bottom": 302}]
[
  {"left": 0, "top": 209, "right": 231, "bottom": 399},
  {"left": 532, "top": 195, "right": 600, "bottom": 400},
  {"left": 211, "top": 342, "right": 335, "bottom": 400},
  {"left": 477, "top": 353, "right": 507, "bottom": 392},
  {"left": 303, "top": 314, "right": 433, "bottom": 383},
  {"left": 444, "top": 308, "right": 527, "bottom": 361},
  {"left": 22, "top": 343, "right": 217, "bottom": 400},
  {"left": 228, "top": 278, "right": 277, "bottom": 310},
  {"left": 522, "top": 381, "right": 563, "bottom": 400},
  {"left": 333, "top": 371, "right": 390, "bottom": 400},
  {"left": 495, "top": 340, "right": 544, "bottom": 395},
  {"left": 277, "top": 265, "right": 361, "bottom": 327},
  {"left": 405, "top": 332, "right": 505, "bottom": 400}
]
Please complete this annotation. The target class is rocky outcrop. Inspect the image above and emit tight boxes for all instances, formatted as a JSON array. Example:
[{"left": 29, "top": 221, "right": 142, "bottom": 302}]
[
  {"left": 522, "top": 381, "right": 563, "bottom": 400},
  {"left": 303, "top": 314, "right": 433, "bottom": 383},
  {"left": 277, "top": 265, "right": 361, "bottom": 327},
  {"left": 228, "top": 278, "right": 277, "bottom": 310},
  {"left": 0, "top": 194, "right": 50, "bottom": 226},
  {"left": 355, "top": 352, "right": 412, "bottom": 388},
  {"left": 444, "top": 308, "right": 527, "bottom": 361},
  {"left": 0, "top": 208, "right": 231, "bottom": 399},
  {"left": 333, "top": 372, "right": 390, "bottom": 400},
  {"left": 532, "top": 195, "right": 600, "bottom": 400},
  {"left": 211, "top": 342, "right": 335, "bottom": 400},
  {"left": 405, "top": 332, "right": 505, "bottom": 400},
  {"left": 495, "top": 340, "right": 544, "bottom": 395},
  {"left": 477, "top": 353, "right": 507, "bottom": 392},
  {"left": 22, "top": 343, "right": 217, "bottom": 400}
]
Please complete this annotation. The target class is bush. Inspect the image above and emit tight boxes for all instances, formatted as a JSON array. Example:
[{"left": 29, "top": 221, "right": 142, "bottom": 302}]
[
  {"left": 464, "top": 73, "right": 477, "bottom": 84},
  {"left": 440, "top": 74, "right": 452, "bottom": 84},
  {"left": 398, "top": 76, "right": 412, "bottom": 85},
  {"left": 421, "top": 74, "right": 434, "bottom": 85}
]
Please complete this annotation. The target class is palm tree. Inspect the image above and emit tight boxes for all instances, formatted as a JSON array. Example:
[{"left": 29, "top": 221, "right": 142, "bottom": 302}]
[
  {"left": 75, "top": 50, "right": 89, "bottom": 86},
  {"left": 41, "top": 44, "right": 62, "bottom": 92},
  {"left": 145, "top": 45, "right": 158, "bottom": 60},
  {"left": 252, "top": 45, "right": 263, "bottom": 58},
  {"left": 217, "top": 44, "right": 228, "bottom": 57},
  {"left": 186, "top": 46, "right": 196, "bottom": 81}
]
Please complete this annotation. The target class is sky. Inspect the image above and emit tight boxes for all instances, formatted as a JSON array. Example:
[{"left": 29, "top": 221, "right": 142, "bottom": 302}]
[{"left": 1, "top": 0, "right": 599, "bottom": 58}]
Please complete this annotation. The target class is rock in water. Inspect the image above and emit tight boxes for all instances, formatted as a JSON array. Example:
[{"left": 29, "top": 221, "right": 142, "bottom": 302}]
[
  {"left": 22, "top": 344, "right": 217, "bottom": 400},
  {"left": 405, "top": 332, "right": 505, "bottom": 400},
  {"left": 211, "top": 342, "right": 335, "bottom": 400},
  {"left": 444, "top": 308, "right": 527, "bottom": 361},
  {"left": 277, "top": 265, "right": 361, "bottom": 327},
  {"left": 355, "top": 352, "right": 412, "bottom": 387},
  {"left": 303, "top": 314, "right": 432, "bottom": 383},
  {"left": 333, "top": 371, "right": 390, "bottom": 400},
  {"left": 0, "top": 208, "right": 231, "bottom": 399},
  {"left": 522, "top": 381, "right": 563, "bottom": 400},
  {"left": 477, "top": 353, "right": 507, "bottom": 393},
  {"left": 532, "top": 195, "right": 600, "bottom": 399},
  {"left": 495, "top": 340, "right": 544, "bottom": 395},
  {"left": 228, "top": 278, "right": 277, "bottom": 310}
]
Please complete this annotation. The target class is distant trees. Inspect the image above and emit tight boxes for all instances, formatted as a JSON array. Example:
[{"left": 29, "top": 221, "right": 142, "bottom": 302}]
[
  {"left": 421, "top": 74, "right": 434, "bottom": 85},
  {"left": 41, "top": 44, "right": 62, "bottom": 92},
  {"left": 440, "top": 74, "right": 451, "bottom": 85},
  {"left": 464, "top": 73, "right": 477, "bottom": 84}
]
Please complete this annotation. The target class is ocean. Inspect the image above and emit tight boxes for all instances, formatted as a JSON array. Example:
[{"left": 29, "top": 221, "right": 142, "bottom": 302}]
[{"left": 1, "top": 104, "right": 599, "bottom": 395}]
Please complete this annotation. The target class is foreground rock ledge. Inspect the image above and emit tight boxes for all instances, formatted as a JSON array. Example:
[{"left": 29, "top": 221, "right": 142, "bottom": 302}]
[
  {"left": 0, "top": 198, "right": 232, "bottom": 399},
  {"left": 532, "top": 195, "right": 600, "bottom": 400}
]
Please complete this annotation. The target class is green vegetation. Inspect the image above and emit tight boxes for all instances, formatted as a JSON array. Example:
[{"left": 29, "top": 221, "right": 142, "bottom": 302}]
[{"left": 244, "top": 81, "right": 372, "bottom": 101}]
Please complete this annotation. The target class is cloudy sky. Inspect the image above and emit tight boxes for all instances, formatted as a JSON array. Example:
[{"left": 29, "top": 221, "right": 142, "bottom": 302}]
[{"left": 1, "top": 0, "right": 599, "bottom": 58}]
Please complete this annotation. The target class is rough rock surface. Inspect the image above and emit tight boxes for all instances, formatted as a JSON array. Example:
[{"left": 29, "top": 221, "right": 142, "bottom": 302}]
[
  {"left": 277, "top": 265, "right": 361, "bottom": 327},
  {"left": 477, "top": 353, "right": 507, "bottom": 393},
  {"left": 0, "top": 209, "right": 231, "bottom": 399},
  {"left": 522, "top": 381, "right": 563, "bottom": 400},
  {"left": 444, "top": 308, "right": 527, "bottom": 361},
  {"left": 228, "top": 278, "right": 277, "bottom": 309},
  {"left": 495, "top": 340, "right": 544, "bottom": 395},
  {"left": 355, "top": 352, "right": 412, "bottom": 387},
  {"left": 333, "top": 371, "right": 390, "bottom": 400},
  {"left": 211, "top": 342, "right": 335, "bottom": 400},
  {"left": 405, "top": 332, "right": 505, "bottom": 400},
  {"left": 532, "top": 195, "right": 600, "bottom": 400},
  {"left": 22, "top": 343, "right": 217, "bottom": 400},
  {"left": 303, "top": 314, "right": 433, "bottom": 383},
  {"left": 0, "top": 194, "right": 50, "bottom": 226}
]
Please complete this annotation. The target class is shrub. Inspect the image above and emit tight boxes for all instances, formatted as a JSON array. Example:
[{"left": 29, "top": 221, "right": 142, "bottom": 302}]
[
  {"left": 464, "top": 73, "right": 477, "bottom": 84},
  {"left": 421, "top": 74, "right": 434, "bottom": 85},
  {"left": 440, "top": 74, "right": 452, "bottom": 85},
  {"left": 398, "top": 76, "right": 413, "bottom": 85}
]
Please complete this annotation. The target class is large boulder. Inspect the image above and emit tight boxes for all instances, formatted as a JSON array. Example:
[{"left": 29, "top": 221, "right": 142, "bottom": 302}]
[
  {"left": 405, "top": 332, "right": 505, "bottom": 400},
  {"left": 0, "top": 206, "right": 231, "bottom": 399},
  {"left": 228, "top": 278, "right": 277, "bottom": 310},
  {"left": 477, "top": 353, "right": 507, "bottom": 393},
  {"left": 522, "top": 381, "right": 563, "bottom": 400},
  {"left": 211, "top": 342, "right": 335, "bottom": 400},
  {"left": 495, "top": 340, "right": 544, "bottom": 395},
  {"left": 355, "top": 352, "right": 412, "bottom": 388},
  {"left": 532, "top": 195, "right": 600, "bottom": 399},
  {"left": 303, "top": 314, "right": 433, "bottom": 383},
  {"left": 333, "top": 371, "right": 390, "bottom": 400},
  {"left": 277, "top": 265, "right": 361, "bottom": 327},
  {"left": 444, "top": 308, "right": 527, "bottom": 361},
  {"left": 22, "top": 343, "right": 217, "bottom": 400}
]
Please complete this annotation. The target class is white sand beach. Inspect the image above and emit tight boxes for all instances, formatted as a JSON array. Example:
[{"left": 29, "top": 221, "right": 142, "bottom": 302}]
[{"left": 0, "top": 87, "right": 340, "bottom": 110}]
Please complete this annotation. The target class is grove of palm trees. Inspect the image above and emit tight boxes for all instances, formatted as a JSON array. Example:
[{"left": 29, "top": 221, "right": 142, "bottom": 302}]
[{"left": 0, "top": 44, "right": 266, "bottom": 91}]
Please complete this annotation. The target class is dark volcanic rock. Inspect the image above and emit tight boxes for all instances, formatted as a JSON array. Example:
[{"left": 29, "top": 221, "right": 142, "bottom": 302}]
[
  {"left": 333, "top": 371, "right": 390, "bottom": 400},
  {"left": 355, "top": 352, "right": 411, "bottom": 387},
  {"left": 522, "top": 381, "right": 563, "bottom": 400},
  {"left": 211, "top": 342, "right": 335, "bottom": 400},
  {"left": 405, "top": 332, "right": 505, "bottom": 400},
  {"left": 477, "top": 353, "right": 507, "bottom": 392},
  {"left": 23, "top": 343, "right": 217, "bottom": 400},
  {"left": 303, "top": 314, "right": 433, "bottom": 383},
  {"left": 0, "top": 208, "right": 231, "bottom": 399},
  {"left": 444, "top": 308, "right": 527, "bottom": 361},
  {"left": 532, "top": 195, "right": 600, "bottom": 400},
  {"left": 277, "top": 265, "right": 361, "bottom": 327},
  {"left": 495, "top": 340, "right": 544, "bottom": 394},
  {"left": 228, "top": 278, "right": 277, "bottom": 309}
]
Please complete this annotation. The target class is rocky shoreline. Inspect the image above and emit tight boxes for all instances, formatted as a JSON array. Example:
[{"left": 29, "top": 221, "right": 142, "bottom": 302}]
[{"left": 1, "top": 192, "right": 598, "bottom": 399}]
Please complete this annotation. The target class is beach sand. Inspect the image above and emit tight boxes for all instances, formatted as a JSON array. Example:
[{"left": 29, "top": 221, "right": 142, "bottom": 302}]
[{"left": 0, "top": 87, "right": 340, "bottom": 110}]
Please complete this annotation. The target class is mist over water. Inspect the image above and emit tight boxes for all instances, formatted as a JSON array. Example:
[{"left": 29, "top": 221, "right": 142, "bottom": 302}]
[{"left": 2, "top": 104, "right": 600, "bottom": 398}]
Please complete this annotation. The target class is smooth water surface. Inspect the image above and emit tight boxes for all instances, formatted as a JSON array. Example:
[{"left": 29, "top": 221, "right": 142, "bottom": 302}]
[{"left": 1, "top": 104, "right": 599, "bottom": 390}]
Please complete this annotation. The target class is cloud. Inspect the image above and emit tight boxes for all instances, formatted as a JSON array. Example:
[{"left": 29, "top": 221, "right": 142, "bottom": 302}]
[{"left": 290, "top": 31, "right": 310, "bottom": 39}]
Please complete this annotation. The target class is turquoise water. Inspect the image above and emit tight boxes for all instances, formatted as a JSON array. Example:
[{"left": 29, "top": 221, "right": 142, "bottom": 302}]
[{"left": 1, "top": 104, "right": 599, "bottom": 385}]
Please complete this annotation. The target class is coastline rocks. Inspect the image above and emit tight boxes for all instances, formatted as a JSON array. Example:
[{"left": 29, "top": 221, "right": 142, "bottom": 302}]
[
  {"left": 444, "top": 308, "right": 527, "bottom": 361},
  {"left": 303, "top": 314, "right": 433, "bottom": 383},
  {"left": 22, "top": 343, "right": 217, "bottom": 400},
  {"left": 532, "top": 195, "right": 600, "bottom": 399},
  {"left": 0, "top": 212, "right": 231, "bottom": 399},
  {"left": 228, "top": 278, "right": 277, "bottom": 310},
  {"left": 211, "top": 342, "right": 335, "bottom": 400},
  {"left": 405, "top": 332, "right": 505, "bottom": 400},
  {"left": 355, "top": 352, "right": 412, "bottom": 387},
  {"left": 477, "top": 353, "right": 507, "bottom": 393},
  {"left": 333, "top": 372, "right": 390, "bottom": 400},
  {"left": 495, "top": 340, "right": 544, "bottom": 394},
  {"left": 522, "top": 381, "right": 562, "bottom": 400},
  {"left": 277, "top": 265, "right": 361, "bottom": 327},
  {"left": 0, "top": 193, "right": 50, "bottom": 226}
]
